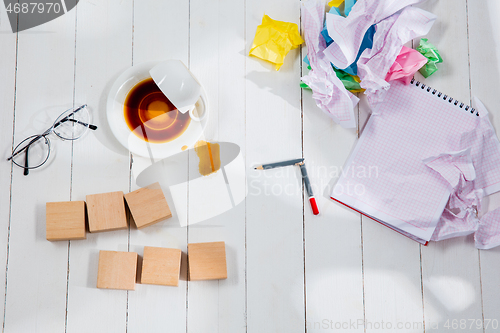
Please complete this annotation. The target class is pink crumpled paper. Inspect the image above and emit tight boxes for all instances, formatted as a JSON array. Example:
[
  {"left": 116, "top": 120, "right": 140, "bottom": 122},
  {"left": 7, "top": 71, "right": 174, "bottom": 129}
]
[{"left": 385, "top": 46, "right": 428, "bottom": 85}]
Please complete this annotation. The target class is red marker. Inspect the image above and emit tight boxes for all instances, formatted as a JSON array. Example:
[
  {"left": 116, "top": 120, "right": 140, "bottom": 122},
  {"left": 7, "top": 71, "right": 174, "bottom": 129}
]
[{"left": 297, "top": 162, "right": 320, "bottom": 215}]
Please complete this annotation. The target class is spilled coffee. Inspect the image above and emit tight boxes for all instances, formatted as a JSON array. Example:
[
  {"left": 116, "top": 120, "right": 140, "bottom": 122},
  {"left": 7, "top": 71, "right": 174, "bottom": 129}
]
[{"left": 124, "top": 78, "right": 191, "bottom": 143}]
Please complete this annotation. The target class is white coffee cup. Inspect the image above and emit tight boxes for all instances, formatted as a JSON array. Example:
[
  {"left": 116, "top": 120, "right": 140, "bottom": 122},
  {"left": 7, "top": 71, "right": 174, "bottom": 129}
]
[
  {"left": 150, "top": 60, "right": 205, "bottom": 121},
  {"left": 107, "top": 61, "right": 209, "bottom": 159}
]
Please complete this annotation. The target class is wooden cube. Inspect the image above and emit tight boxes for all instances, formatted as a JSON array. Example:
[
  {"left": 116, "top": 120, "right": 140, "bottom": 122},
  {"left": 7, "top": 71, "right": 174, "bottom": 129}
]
[
  {"left": 124, "top": 183, "right": 172, "bottom": 229},
  {"left": 141, "top": 246, "right": 182, "bottom": 286},
  {"left": 97, "top": 250, "right": 138, "bottom": 290},
  {"left": 86, "top": 191, "right": 128, "bottom": 232},
  {"left": 188, "top": 241, "right": 227, "bottom": 281},
  {"left": 46, "top": 201, "right": 86, "bottom": 241}
]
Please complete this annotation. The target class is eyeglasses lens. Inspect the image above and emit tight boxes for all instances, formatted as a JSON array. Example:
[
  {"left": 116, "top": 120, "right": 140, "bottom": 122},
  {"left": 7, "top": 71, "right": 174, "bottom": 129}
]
[
  {"left": 11, "top": 135, "right": 50, "bottom": 169},
  {"left": 53, "top": 106, "right": 91, "bottom": 140}
]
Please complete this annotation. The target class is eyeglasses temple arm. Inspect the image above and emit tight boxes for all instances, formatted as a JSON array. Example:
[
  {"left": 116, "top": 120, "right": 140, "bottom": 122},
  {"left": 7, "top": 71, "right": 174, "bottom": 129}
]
[
  {"left": 64, "top": 118, "right": 98, "bottom": 130},
  {"left": 23, "top": 144, "right": 30, "bottom": 176}
]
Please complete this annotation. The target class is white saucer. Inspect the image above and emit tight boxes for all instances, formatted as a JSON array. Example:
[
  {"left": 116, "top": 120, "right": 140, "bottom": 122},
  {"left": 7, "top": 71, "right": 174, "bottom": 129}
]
[{"left": 106, "top": 61, "right": 208, "bottom": 159}]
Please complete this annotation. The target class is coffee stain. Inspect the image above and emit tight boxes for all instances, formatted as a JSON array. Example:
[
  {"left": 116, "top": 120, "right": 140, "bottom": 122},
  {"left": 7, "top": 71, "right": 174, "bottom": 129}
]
[
  {"left": 124, "top": 78, "right": 191, "bottom": 143},
  {"left": 194, "top": 140, "right": 221, "bottom": 176}
]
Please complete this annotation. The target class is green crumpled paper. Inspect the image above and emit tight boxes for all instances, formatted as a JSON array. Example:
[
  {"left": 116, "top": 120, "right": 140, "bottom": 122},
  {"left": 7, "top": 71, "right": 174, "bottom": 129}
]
[
  {"left": 334, "top": 68, "right": 364, "bottom": 92},
  {"left": 416, "top": 38, "right": 443, "bottom": 78},
  {"left": 301, "top": 67, "right": 364, "bottom": 93},
  {"left": 249, "top": 14, "right": 304, "bottom": 70},
  {"left": 300, "top": 82, "right": 312, "bottom": 90}
]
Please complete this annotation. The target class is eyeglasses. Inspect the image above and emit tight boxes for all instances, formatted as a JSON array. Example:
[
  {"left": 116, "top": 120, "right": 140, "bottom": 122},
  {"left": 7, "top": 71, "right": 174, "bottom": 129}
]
[{"left": 7, "top": 104, "right": 97, "bottom": 175}]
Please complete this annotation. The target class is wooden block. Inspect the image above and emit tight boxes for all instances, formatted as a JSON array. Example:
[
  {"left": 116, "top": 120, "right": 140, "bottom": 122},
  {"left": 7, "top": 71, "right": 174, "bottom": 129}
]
[
  {"left": 188, "top": 241, "right": 227, "bottom": 281},
  {"left": 97, "top": 250, "right": 138, "bottom": 290},
  {"left": 46, "top": 201, "right": 86, "bottom": 241},
  {"left": 141, "top": 246, "right": 182, "bottom": 286},
  {"left": 86, "top": 191, "right": 128, "bottom": 232},
  {"left": 124, "top": 183, "right": 172, "bottom": 229}
]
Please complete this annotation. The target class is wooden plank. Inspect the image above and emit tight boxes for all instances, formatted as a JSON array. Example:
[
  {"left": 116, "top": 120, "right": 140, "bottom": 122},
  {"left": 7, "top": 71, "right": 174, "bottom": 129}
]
[
  {"left": 0, "top": 6, "right": 18, "bottom": 330},
  {"left": 352, "top": 32, "right": 425, "bottom": 333},
  {"left": 301, "top": 2, "right": 365, "bottom": 326},
  {"left": 186, "top": 0, "right": 247, "bottom": 331},
  {"left": 302, "top": 49, "right": 365, "bottom": 332},
  {"left": 245, "top": 1, "right": 305, "bottom": 331},
  {"left": 359, "top": 36, "right": 424, "bottom": 330},
  {"left": 127, "top": 0, "right": 189, "bottom": 331},
  {"left": 356, "top": 16, "right": 438, "bottom": 333},
  {"left": 65, "top": 0, "right": 133, "bottom": 332},
  {"left": 362, "top": 223, "right": 424, "bottom": 332},
  {"left": 468, "top": 0, "right": 500, "bottom": 331},
  {"left": 3, "top": 11, "right": 76, "bottom": 332},
  {"left": 415, "top": 0, "right": 483, "bottom": 331}
]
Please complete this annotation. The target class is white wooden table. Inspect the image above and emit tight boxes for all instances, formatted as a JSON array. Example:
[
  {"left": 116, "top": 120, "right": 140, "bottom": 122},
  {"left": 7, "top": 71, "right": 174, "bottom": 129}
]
[{"left": 1, "top": 0, "right": 500, "bottom": 332}]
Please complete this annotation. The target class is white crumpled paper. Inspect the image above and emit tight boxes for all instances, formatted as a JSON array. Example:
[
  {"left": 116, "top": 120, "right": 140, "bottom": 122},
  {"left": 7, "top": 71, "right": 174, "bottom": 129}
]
[
  {"left": 302, "top": 0, "right": 437, "bottom": 126},
  {"left": 425, "top": 149, "right": 483, "bottom": 241},
  {"left": 357, "top": 6, "right": 436, "bottom": 105},
  {"left": 301, "top": 0, "right": 359, "bottom": 128},
  {"left": 426, "top": 99, "right": 500, "bottom": 249},
  {"left": 323, "top": 0, "right": 426, "bottom": 69}
]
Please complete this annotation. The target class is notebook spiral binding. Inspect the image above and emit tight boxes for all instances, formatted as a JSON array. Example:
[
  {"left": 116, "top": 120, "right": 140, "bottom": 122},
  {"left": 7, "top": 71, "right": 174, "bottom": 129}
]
[{"left": 410, "top": 78, "right": 479, "bottom": 116}]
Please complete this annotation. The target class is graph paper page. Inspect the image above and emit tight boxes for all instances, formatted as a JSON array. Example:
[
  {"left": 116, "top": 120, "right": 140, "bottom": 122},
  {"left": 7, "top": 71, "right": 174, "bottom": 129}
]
[{"left": 331, "top": 81, "right": 483, "bottom": 242}]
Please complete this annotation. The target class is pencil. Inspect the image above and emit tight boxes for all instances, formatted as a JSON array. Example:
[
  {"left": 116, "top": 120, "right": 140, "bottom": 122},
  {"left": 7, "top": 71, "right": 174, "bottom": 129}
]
[{"left": 254, "top": 158, "right": 304, "bottom": 170}]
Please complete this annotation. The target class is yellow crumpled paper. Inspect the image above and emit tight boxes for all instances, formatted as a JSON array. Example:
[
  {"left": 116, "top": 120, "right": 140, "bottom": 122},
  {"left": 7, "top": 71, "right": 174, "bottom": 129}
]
[
  {"left": 328, "top": 0, "right": 344, "bottom": 7},
  {"left": 249, "top": 14, "right": 304, "bottom": 70}
]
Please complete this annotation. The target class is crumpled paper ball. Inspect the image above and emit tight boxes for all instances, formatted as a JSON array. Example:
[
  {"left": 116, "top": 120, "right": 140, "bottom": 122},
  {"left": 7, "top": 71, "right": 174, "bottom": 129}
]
[
  {"left": 385, "top": 46, "right": 428, "bottom": 85},
  {"left": 249, "top": 14, "right": 304, "bottom": 70},
  {"left": 417, "top": 38, "right": 443, "bottom": 78}
]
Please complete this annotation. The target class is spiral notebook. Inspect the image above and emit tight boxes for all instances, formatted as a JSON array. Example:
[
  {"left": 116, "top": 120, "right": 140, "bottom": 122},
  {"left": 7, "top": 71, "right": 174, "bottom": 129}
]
[{"left": 331, "top": 79, "right": 500, "bottom": 244}]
